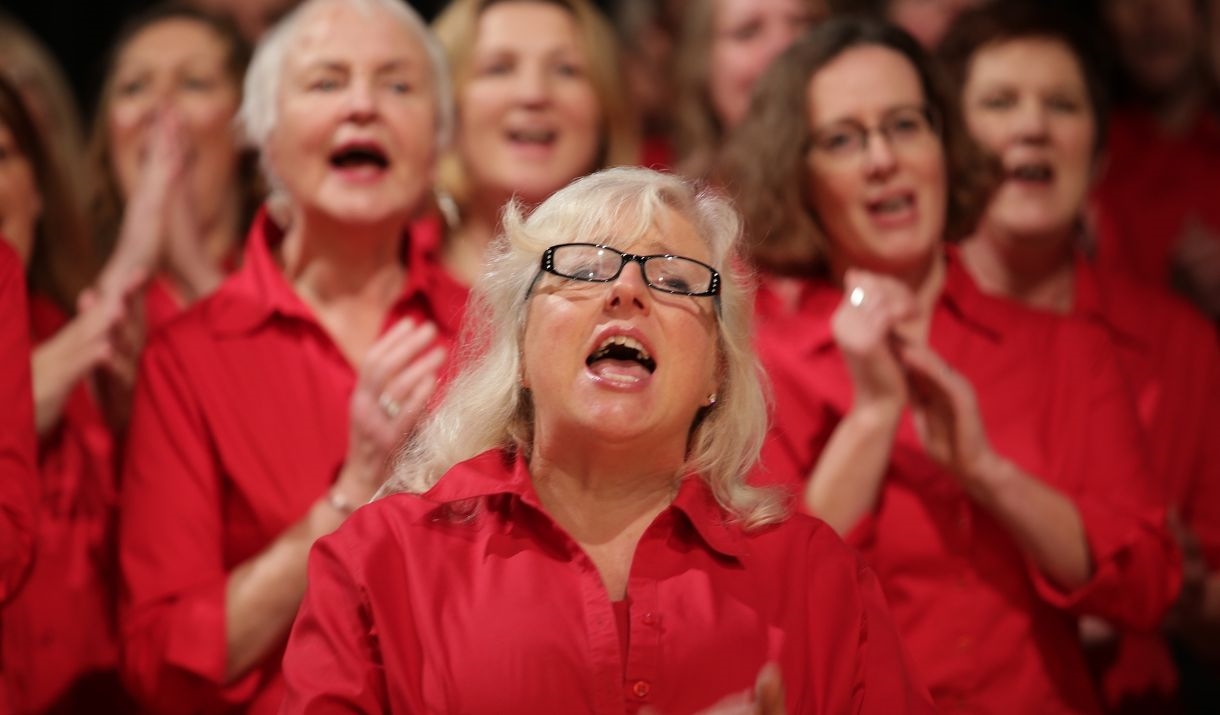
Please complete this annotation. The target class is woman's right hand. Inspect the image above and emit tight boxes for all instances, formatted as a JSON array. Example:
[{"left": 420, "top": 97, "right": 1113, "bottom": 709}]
[
  {"left": 832, "top": 269, "right": 916, "bottom": 415},
  {"left": 100, "top": 110, "right": 190, "bottom": 295},
  {"left": 332, "top": 318, "right": 448, "bottom": 504}
]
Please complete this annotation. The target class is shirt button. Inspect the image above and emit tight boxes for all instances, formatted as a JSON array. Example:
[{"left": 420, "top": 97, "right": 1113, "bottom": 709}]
[
  {"left": 642, "top": 611, "right": 657, "bottom": 626},
  {"left": 632, "top": 680, "right": 651, "bottom": 698},
  {"left": 956, "top": 635, "right": 973, "bottom": 649}
]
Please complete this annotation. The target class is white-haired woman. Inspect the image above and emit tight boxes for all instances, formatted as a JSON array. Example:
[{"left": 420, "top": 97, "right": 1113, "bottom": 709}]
[
  {"left": 279, "top": 167, "right": 936, "bottom": 715},
  {"left": 118, "top": 1, "right": 453, "bottom": 713}
]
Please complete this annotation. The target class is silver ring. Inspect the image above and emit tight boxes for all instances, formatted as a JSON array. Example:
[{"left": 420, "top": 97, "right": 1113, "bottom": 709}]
[
  {"left": 377, "top": 392, "right": 402, "bottom": 419},
  {"left": 849, "top": 286, "right": 865, "bottom": 308}
]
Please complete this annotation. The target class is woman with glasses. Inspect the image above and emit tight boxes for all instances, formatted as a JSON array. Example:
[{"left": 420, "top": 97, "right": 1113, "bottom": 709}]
[
  {"left": 716, "top": 17, "right": 1178, "bottom": 714},
  {"left": 279, "top": 167, "right": 936, "bottom": 714}
]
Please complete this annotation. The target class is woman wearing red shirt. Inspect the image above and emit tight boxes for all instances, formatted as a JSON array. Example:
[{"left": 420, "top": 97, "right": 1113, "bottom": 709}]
[
  {"left": 280, "top": 166, "right": 936, "bottom": 715},
  {"left": 0, "top": 73, "right": 142, "bottom": 714},
  {"left": 87, "top": 5, "right": 260, "bottom": 332},
  {"left": 716, "top": 17, "right": 1179, "bottom": 714},
  {"left": 938, "top": 4, "right": 1220, "bottom": 711},
  {"left": 0, "top": 224, "right": 38, "bottom": 715},
  {"left": 119, "top": 1, "right": 455, "bottom": 713}
]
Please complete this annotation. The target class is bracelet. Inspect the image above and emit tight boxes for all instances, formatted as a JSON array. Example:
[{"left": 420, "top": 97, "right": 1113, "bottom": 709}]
[{"left": 325, "top": 488, "right": 359, "bottom": 516}]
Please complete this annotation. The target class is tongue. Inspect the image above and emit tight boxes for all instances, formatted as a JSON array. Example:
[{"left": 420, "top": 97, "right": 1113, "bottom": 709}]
[{"left": 588, "top": 358, "right": 652, "bottom": 383}]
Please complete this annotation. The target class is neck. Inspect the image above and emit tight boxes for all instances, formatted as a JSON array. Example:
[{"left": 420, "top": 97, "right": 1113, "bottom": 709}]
[
  {"left": 280, "top": 209, "right": 406, "bottom": 308},
  {"left": 529, "top": 433, "right": 683, "bottom": 547},
  {"left": 960, "top": 224, "right": 1076, "bottom": 314},
  {"left": 443, "top": 192, "right": 505, "bottom": 286}
]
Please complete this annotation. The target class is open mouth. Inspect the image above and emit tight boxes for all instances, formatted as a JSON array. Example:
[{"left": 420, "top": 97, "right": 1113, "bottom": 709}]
[
  {"left": 586, "top": 334, "right": 656, "bottom": 381},
  {"left": 866, "top": 192, "right": 915, "bottom": 219},
  {"left": 507, "top": 128, "right": 558, "bottom": 147},
  {"left": 329, "top": 142, "right": 390, "bottom": 170},
  {"left": 1007, "top": 162, "right": 1053, "bottom": 183}
]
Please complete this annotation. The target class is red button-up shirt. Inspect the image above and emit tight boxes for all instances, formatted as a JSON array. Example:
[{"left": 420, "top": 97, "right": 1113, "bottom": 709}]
[
  {"left": 280, "top": 449, "right": 937, "bottom": 715},
  {"left": 1071, "top": 259, "right": 1220, "bottom": 709},
  {"left": 119, "top": 209, "right": 464, "bottom": 715},
  {"left": 2, "top": 295, "right": 124, "bottom": 714},
  {"left": 1092, "top": 108, "right": 1220, "bottom": 292},
  {"left": 0, "top": 241, "right": 37, "bottom": 602},
  {"left": 0, "top": 241, "right": 38, "bottom": 715},
  {"left": 752, "top": 251, "right": 1179, "bottom": 715}
]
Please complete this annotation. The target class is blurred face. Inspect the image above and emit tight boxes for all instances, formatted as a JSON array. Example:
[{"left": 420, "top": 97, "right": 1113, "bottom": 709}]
[
  {"left": 107, "top": 19, "right": 241, "bottom": 218},
  {"left": 804, "top": 45, "right": 946, "bottom": 277},
  {"left": 963, "top": 38, "right": 1096, "bottom": 241},
  {"left": 886, "top": 0, "right": 984, "bottom": 50},
  {"left": 1103, "top": 0, "right": 1200, "bottom": 94},
  {"left": 458, "top": 2, "right": 602, "bottom": 206},
  {"left": 0, "top": 120, "right": 41, "bottom": 265},
  {"left": 522, "top": 208, "right": 720, "bottom": 451},
  {"left": 709, "top": 0, "right": 824, "bottom": 130},
  {"left": 267, "top": 1, "right": 438, "bottom": 227}
]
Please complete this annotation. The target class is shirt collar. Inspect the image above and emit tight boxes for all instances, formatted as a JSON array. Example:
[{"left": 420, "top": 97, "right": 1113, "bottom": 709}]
[
  {"left": 774, "top": 248, "right": 1007, "bottom": 355},
  {"left": 422, "top": 449, "right": 747, "bottom": 560},
  {"left": 1071, "top": 255, "right": 1151, "bottom": 350},
  {"left": 938, "top": 246, "right": 1009, "bottom": 341},
  {"left": 205, "top": 207, "right": 449, "bottom": 337}
]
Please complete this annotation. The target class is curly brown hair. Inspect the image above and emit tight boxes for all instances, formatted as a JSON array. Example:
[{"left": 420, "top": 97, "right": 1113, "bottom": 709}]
[{"left": 714, "top": 16, "right": 996, "bottom": 276}]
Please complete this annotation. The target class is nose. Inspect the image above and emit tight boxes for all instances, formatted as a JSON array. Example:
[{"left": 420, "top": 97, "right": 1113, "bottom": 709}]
[
  {"left": 344, "top": 81, "right": 378, "bottom": 122},
  {"left": 1013, "top": 100, "right": 1050, "bottom": 142},
  {"left": 605, "top": 260, "right": 651, "bottom": 314},
  {"left": 513, "top": 64, "right": 551, "bottom": 107},
  {"left": 862, "top": 129, "right": 899, "bottom": 178}
]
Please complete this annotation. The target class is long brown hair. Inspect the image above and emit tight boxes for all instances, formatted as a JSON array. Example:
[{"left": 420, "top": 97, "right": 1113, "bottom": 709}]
[
  {"left": 715, "top": 16, "right": 995, "bottom": 275},
  {"left": 0, "top": 73, "right": 94, "bottom": 311},
  {"left": 86, "top": 3, "right": 259, "bottom": 263}
]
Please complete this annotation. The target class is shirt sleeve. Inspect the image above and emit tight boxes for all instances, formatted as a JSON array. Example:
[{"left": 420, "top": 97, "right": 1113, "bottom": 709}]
[
  {"left": 0, "top": 245, "right": 37, "bottom": 604},
  {"left": 119, "top": 332, "right": 264, "bottom": 713},
  {"left": 280, "top": 525, "right": 388, "bottom": 715},
  {"left": 1027, "top": 328, "right": 1180, "bottom": 632}
]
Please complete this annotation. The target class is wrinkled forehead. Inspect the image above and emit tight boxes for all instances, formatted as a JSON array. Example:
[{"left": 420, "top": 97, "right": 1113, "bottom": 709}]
[{"left": 284, "top": 1, "right": 430, "bottom": 76}]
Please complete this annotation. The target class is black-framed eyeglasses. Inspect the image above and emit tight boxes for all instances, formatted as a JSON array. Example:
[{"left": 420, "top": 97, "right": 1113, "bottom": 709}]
[{"left": 536, "top": 243, "right": 721, "bottom": 297}]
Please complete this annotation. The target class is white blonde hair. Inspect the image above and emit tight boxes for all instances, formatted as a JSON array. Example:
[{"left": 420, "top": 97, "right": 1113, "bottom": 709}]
[
  {"left": 238, "top": 0, "right": 453, "bottom": 154},
  {"left": 382, "top": 166, "right": 786, "bottom": 529}
]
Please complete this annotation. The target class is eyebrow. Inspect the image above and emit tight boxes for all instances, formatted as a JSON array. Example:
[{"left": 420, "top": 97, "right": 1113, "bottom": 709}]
[
  {"left": 818, "top": 103, "right": 925, "bottom": 127},
  {"left": 300, "top": 58, "right": 420, "bottom": 75}
]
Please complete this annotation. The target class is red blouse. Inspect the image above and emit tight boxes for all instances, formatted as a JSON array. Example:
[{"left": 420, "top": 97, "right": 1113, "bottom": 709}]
[
  {"left": 1, "top": 296, "right": 124, "bottom": 714},
  {"left": 1071, "top": 259, "right": 1220, "bottom": 709},
  {"left": 280, "top": 449, "right": 938, "bottom": 715},
  {"left": 119, "top": 209, "right": 464, "bottom": 715},
  {"left": 0, "top": 241, "right": 38, "bottom": 715},
  {"left": 1092, "top": 108, "right": 1220, "bottom": 292},
  {"left": 752, "top": 251, "right": 1180, "bottom": 715}
]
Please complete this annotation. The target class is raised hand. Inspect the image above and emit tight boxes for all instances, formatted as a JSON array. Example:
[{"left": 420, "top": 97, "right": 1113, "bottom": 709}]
[
  {"left": 333, "top": 318, "right": 447, "bottom": 504},
  {"left": 832, "top": 268, "right": 917, "bottom": 414},
  {"left": 897, "top": 340, "right": 995, "bottom": 493}
]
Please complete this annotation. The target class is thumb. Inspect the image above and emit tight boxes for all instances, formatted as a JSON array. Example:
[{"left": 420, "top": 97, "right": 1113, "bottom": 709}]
[{"left": 754, "top": 662, "right": 785, "bottom": 714}]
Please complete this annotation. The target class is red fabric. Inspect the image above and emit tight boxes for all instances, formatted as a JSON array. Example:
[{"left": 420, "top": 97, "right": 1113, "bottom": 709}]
[
  {"left": 1, "top": 296, "right": 126, "bottom": 714},
  {"left": 0, "top": 241, "right": 38, "bottom": 715},
  {"left": 280, "top": 449, "right": 938, "bottom": 715},
  {"left": 1071, "top": 259, "right": 1220, "bottom": 710},
  {"left": 144, "top": 248, "right": 243, "bottom": 335},
  {"left": 118, "top": 209, "right": 464, "bottom": 715},
  {"left": 752, "top": 250, "right": 1180, "bottom": 715},
  {"left": 1091, "top": 109, "right": 1220, "bottom": 290}
]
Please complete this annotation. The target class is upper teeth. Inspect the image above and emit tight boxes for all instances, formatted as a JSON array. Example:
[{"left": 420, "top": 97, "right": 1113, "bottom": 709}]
[
  {"left": 511, "top": 129, "right": 555, "bottom": 142},
  {"left": 876, "top": 196, "right": 910, "bottom": 212},
  {"left": 598, "top": 335, "right": 650, "bottom": 360}
]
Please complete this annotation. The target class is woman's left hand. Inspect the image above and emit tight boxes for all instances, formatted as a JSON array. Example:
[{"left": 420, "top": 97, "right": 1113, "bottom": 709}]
[{"left": 897, "top": 340, "right": 997, "bottom": 494}]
